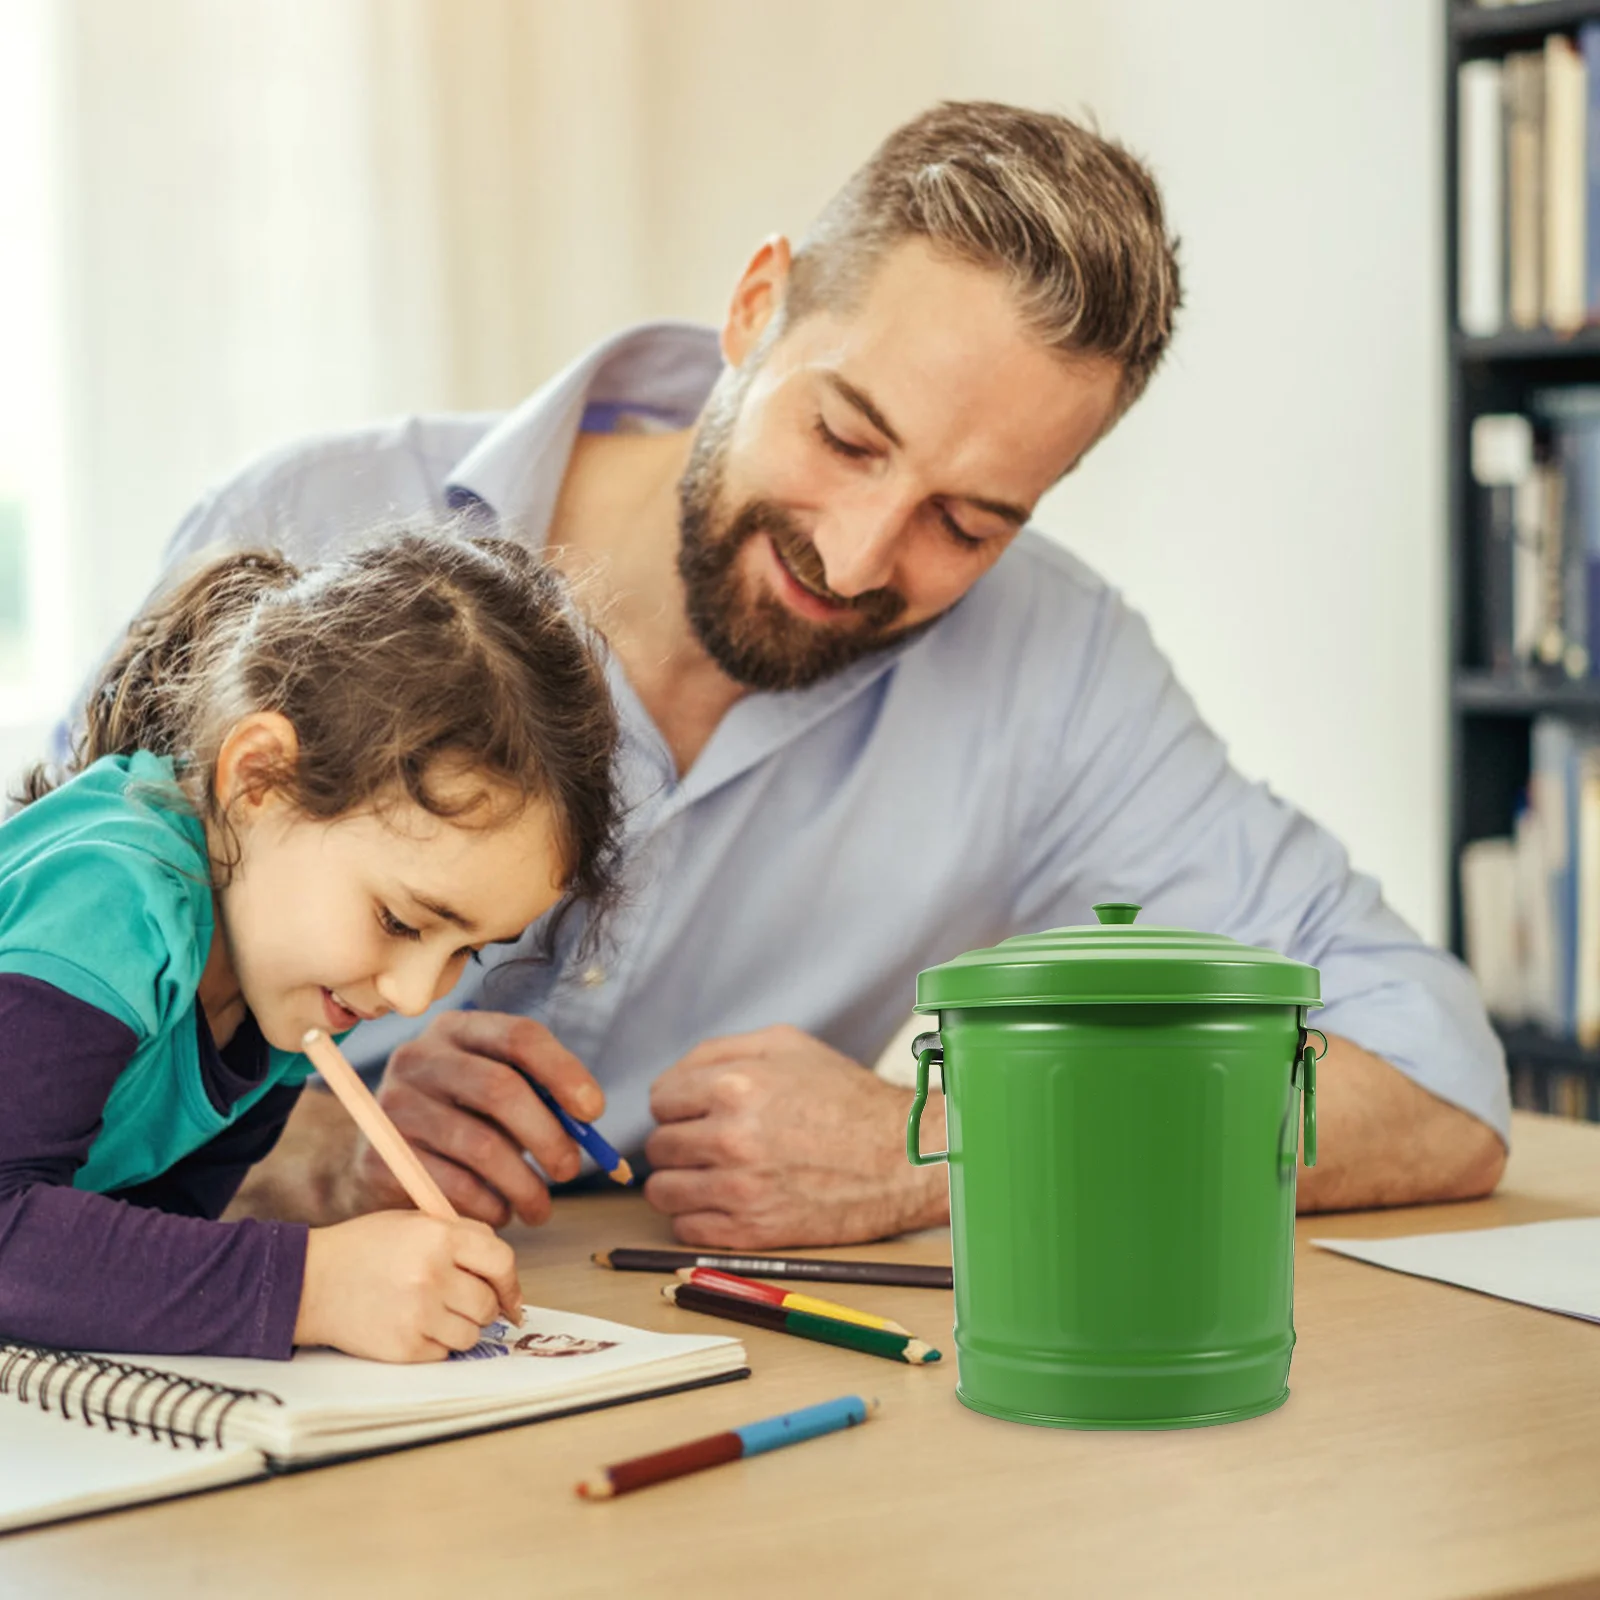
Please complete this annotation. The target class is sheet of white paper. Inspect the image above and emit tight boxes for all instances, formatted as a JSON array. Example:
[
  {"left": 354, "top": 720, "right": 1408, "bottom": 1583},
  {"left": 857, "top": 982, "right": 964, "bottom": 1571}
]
[{"left": 1313, "top": 1216, "right": 1600, "bottom": 1323}]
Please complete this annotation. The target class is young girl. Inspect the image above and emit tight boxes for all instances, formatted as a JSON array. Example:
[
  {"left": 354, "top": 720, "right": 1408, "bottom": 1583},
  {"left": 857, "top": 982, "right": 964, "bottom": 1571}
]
[{"left": 0, "top": 528, "right": 621, "bottom": 1362}]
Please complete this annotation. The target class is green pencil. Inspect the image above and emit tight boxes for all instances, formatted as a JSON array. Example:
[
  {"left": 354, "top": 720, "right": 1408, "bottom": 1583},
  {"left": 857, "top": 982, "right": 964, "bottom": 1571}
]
[{"left": 663, "top": 1282, "right": 941, "bottom": 1364}]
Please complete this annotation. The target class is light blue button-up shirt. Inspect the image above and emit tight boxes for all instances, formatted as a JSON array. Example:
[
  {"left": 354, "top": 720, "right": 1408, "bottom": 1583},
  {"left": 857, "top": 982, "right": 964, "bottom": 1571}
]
[{"left": 96, "top": 322, "right": 1509, "bottom": 1156}]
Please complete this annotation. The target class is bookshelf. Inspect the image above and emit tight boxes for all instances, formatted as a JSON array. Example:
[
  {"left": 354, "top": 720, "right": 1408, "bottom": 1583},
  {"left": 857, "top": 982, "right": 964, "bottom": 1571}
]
[{"left": 1447, "top": 0, "right": 1600, "bottom": 1119}]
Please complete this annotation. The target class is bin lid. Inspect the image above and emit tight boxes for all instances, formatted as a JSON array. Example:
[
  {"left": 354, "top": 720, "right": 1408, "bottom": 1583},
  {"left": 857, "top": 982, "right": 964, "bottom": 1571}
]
[{"left": 915, "top": 903, "right": 1321, "bottom": 1010}]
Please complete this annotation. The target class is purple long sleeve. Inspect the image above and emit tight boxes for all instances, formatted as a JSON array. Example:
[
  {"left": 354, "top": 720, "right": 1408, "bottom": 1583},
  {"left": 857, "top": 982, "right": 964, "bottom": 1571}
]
[{"left": 0, "top": 974, "right": 308, "bottom": 1358}]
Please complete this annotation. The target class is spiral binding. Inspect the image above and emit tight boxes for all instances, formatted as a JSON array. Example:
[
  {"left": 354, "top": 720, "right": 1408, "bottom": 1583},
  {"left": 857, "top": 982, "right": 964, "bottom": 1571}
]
[{"left": 0, "top": 1341, "right": 282, "bottom": 1449}]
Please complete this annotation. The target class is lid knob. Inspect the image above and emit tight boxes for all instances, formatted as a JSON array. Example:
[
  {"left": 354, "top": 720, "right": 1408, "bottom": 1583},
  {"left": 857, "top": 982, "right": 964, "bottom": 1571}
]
[{"left": 1093, "top": 902, "right": 1140, "bottom": 925}]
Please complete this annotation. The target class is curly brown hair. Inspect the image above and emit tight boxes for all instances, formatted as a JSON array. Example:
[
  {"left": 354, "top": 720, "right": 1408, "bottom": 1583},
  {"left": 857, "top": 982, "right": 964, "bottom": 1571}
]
[{"left": 20, "top": 524, "right": 623, "bottom": 954}]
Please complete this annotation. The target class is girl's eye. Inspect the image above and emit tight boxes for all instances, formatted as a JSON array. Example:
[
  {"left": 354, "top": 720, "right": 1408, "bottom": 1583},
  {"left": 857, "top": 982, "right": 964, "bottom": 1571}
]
[
  {"left": 814, "top": 417, "right": 872, "bottom": 461},
  {"left": 464, "top": 948, "right": 485, "bottom": 966},
  {"left": 938, "top": 507, "right": 985, "bottom": 551},
  {"left": 379, "top": 906, "right": 421, "bottom": 941}
]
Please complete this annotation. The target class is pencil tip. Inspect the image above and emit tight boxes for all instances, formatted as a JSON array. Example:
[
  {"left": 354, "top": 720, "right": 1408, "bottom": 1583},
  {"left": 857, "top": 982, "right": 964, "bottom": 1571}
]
[
  {"left": 907, "top": 1342, "right": 942, "bottom": 1364},
  {"left": 661, "top": 1283, "right": 681, "bottom": 1302},
  {"left": 301, "top": 1027, "right": 324, "bottom": 1048},
  {"left": 865, "top": 1397, "right": 883, "bottom": 1417},
  {"left": 610, "top": 1159, "right": 634, "bottom": 1185},
  {"left": 575, "top": 1475, "right": 613, "bottom": 1500},
  {"left": 591, "top": 1251, "right": 612, "bottom": 1267}
]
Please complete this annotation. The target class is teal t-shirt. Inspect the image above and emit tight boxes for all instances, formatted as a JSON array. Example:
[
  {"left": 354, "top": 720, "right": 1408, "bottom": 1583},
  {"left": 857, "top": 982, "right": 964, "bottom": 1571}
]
[{"left": 0, "top": 751, "right": 314, "bottom": 1194}]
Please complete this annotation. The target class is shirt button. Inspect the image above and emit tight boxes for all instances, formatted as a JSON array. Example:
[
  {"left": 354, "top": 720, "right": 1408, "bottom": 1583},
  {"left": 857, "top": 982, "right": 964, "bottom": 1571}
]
[{"left": 581, "top": 965, "right": 607, "bottom": 988}]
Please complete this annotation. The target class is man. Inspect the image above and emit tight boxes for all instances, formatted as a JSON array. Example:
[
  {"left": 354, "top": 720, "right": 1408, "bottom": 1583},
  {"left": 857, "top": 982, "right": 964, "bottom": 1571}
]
[{"left": 102, "top": 102, "right": 1507, "bottom": 1246}]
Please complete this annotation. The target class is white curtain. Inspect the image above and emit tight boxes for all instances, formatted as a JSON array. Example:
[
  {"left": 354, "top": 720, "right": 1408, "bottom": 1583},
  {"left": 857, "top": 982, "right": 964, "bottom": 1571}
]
[{"left": 54, "top": 0, "right": 649, "bottom": 667}]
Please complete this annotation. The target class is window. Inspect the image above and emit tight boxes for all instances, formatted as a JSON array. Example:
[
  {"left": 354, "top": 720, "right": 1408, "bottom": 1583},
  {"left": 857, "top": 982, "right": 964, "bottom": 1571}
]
[{"left": 0, "top": 0, "right": 68, "bottom": 734}]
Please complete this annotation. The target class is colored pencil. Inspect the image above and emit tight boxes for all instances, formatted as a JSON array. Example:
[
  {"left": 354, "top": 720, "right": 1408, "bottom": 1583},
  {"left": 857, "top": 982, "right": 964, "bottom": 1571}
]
[
  {"left": 302, "top": 1029, "right": 457, "bottom": 1219},
  {"left": 677, "top": 1267, "right": 912, "bottom": 1335},
  {"left": 576, "top": 1395, "right": 879, "bottom": 1499},
  {"left": 459, "top": 1001, "right": 631, "bottom": 1184},
  {"left": 593, "top": 1247, "right": 953, "bottom": 1290},
  {"left": 526, "top": 1079, "right": 633, "bottom": 1185},
  {"left": 663, "top": 1283, "right": 941, "bottom": 1364}
]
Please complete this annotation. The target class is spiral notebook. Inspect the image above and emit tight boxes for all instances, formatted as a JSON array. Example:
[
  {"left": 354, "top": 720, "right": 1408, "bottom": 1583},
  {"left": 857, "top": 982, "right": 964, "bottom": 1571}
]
[{"left": 0, "top": 1305, "right": 747, "bottom": 1535}]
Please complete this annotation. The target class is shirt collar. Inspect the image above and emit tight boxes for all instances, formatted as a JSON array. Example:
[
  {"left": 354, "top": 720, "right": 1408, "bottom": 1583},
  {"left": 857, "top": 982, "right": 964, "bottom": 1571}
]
[{"left": 445, "top": 320, "right": 723, "bottom": 543}]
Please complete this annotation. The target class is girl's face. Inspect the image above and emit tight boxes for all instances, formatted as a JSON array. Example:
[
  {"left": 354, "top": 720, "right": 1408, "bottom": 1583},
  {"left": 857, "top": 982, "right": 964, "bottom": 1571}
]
[{"left": 208, "top": 718, "right": 568, "bottom": 1053}]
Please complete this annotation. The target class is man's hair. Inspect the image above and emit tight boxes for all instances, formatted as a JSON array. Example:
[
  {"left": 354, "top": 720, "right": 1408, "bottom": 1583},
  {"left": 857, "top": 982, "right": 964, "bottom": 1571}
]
[{"left": 787, "top": 100, "right": 1183, "bottom": 416}]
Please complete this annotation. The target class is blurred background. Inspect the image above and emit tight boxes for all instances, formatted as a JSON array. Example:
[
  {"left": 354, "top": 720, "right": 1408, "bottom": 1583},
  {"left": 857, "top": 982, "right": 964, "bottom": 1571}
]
[{"left": 0, "top": 0, "right": 1443, "bottom": 937}]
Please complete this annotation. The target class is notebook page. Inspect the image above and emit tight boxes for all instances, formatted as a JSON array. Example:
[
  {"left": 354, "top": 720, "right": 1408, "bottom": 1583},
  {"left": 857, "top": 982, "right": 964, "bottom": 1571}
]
[
  {"left": 85, "top": 1306, "right": 744, "bottom": 1460},
  {"left": 0, "top": 1404, "right": 261, "bottom": 1536},
  {"left": 1314, "top": 1216, "right": 1600, "bottom": 1322}
]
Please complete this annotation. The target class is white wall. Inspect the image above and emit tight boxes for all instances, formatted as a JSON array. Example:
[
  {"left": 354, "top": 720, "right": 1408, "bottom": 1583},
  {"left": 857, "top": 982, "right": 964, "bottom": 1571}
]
[{"left": 636, "top": 0, "right": 1445, "bottom": 941}]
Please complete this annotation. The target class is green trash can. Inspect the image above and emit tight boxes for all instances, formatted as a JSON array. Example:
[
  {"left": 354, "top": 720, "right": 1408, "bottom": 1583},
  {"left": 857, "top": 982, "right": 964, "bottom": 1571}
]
[{"left": 907, "top": 903, "right": 1323, "bottom": 1430}]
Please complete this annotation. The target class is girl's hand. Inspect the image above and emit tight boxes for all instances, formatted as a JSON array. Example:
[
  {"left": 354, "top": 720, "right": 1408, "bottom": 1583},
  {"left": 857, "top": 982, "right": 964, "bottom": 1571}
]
[{"left": 293, "top": 1212, "right": 523, "bottom": 1362}]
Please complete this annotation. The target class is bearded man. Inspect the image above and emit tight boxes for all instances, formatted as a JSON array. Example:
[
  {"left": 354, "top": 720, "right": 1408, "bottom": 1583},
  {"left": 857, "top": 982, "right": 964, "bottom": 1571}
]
[{"left": 86, "top": 101, "right": 1507, "bottom": 1245}]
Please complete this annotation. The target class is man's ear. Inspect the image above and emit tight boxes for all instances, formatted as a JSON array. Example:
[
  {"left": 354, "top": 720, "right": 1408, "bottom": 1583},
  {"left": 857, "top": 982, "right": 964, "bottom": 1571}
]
[
  {"left": 213, "top": 711, "right": 299, "bottom": 816},
  {"left": 721, "top": 235, "right": 793, "bottom": 368}
]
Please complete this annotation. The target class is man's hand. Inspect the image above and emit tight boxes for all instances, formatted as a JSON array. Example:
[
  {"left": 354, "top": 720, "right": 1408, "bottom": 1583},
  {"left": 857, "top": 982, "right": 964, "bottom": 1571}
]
[
  {"left": 344, "top": 1011, "right": 609, "bottom": 1225},
  {"left": 230, "top": 1011, "right": 607, "bottom": 1228},
  {"left": 644, "top": 1025, "right": 949, "bottom": 1248}
]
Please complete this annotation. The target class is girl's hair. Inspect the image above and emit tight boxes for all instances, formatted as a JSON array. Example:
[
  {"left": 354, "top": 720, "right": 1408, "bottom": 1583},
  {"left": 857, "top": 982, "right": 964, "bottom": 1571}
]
[{"left": 21, "top": 524, "right": 623, "bottom": 951}]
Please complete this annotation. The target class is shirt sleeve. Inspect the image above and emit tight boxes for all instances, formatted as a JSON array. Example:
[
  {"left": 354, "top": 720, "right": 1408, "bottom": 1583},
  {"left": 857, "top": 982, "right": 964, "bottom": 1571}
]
[
  {"left": 1006, "top": 584, "right": 1511, "bottom": 1144},
  {"left": 0, "top": 974, "right": 308, "bottom": 1357}
]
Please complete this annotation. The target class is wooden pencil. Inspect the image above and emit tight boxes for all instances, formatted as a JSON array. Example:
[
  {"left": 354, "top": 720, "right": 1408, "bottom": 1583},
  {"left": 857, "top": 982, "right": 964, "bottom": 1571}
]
[
  {"left": 302, "top": 1028, "right": 456, "bottom": 1219},
  {"left": 593, "top": 1246, "right": 953, "bottom": 1290},
  {"left": 677, "top": 1267, "right": 912, "bottom": 1335},
  {"left": 577, "top": 1395, "right": 878, "bottom": 1499},
  {"left": 663, "top": 1282, "right": 941, "bottom": 1364}
]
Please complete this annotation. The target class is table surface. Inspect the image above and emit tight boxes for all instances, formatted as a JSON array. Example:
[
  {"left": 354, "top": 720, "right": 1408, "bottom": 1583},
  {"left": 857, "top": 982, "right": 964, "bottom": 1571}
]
[{"left": 5, "top": 1111, "right": 1600, "bottom": 1600}]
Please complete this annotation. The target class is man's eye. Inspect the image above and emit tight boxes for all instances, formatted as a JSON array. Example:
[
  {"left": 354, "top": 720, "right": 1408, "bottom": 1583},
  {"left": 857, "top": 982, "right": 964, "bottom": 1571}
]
[
  {"left": 814, "top": 416, "right": 871, "bottom": 460},
  {"left": 379, "top": 906, "right": 421, "bottom": 941},
  {"left": 939, "top": 508, "right": 984, "bottom": 551}
]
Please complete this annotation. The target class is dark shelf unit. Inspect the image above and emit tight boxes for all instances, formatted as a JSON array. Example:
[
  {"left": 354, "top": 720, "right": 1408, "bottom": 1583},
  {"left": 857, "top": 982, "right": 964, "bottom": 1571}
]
[
  {"left": 1453, "top": 669, "right": 1600, "bottom": 714},
  {"left": 1458, "top": 0, "right": 1600, "bottom": 51},
  {"left": 1446, "top": 2, "right": 1600, "bottom": 1105}
]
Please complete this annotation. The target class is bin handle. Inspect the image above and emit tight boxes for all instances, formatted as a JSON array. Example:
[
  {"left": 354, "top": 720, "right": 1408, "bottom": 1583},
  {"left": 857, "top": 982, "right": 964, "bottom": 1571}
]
[
  {"left": 906, "top": 1032, "right": 947, "bottom": 1167},
  {"left": 1296, "top": 1028, "right": 1326, "bottom": 1169}
]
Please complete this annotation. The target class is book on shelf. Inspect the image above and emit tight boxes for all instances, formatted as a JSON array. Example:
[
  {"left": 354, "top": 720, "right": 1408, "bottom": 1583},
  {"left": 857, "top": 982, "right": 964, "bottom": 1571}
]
[
  {"left": 1456, "top": 25, "right": 1600, "bottom": 335},
  {"left": 1546, "top": 33, "right": 1587, "bottom": 332},
  {"left": 0, "top": 1304, "right": 746, "bottom": 1536},
  {"left": 1461, "top": 714, "right": 1600, "bottom": 1050},
  {"left": 1469, "top": 393, "right": 1600, "bottom": 680},
  {"left": 1459, "top": 57, "right": 1505, "bottom": 337}
]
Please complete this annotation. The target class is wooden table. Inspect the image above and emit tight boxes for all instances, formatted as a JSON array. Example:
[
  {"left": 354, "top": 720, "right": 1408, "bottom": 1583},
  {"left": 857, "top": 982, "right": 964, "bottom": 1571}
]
[{"left": 5, "top": 1111, "right": 1600, "bottom": 1599}]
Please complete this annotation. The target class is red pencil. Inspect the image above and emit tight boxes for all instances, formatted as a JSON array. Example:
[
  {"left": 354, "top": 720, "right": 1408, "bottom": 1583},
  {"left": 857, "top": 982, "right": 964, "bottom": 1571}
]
[{"left": 678, "top": 1267, "right": 912, "bottom": 1335}]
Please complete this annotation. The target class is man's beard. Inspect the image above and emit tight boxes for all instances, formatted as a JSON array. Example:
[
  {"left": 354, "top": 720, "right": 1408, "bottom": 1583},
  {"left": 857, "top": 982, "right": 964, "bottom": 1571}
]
[{"left": 675, "top": 379, "right": 936, "bottom": 693}]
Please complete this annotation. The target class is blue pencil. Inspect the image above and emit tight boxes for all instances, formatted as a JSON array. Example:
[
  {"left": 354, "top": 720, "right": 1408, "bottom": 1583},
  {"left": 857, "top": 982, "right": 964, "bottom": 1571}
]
[
  {"left": 460, "top": 1001, "right": 631, "bottom": 1184},
  {"left": 576, "top": 1395, "right": 879, "bottom": 1497},
  {"left": 529, "top": 1077, "right": 633, "bottom": 1185}
]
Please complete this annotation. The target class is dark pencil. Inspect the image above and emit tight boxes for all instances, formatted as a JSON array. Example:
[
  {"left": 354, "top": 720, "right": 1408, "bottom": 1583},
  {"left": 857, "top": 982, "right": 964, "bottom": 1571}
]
[
  {"left": 593, "top": 1246, "right": 953, "bottom": 1290},
  {"left": 663, "top": 1282, "right": 941, "bottom": 1364}
]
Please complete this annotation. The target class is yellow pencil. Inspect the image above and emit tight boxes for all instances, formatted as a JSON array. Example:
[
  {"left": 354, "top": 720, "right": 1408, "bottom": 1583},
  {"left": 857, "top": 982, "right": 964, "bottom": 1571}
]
[{"left": 676, "top": 1267, "right": 912, "bottom": 1335}]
